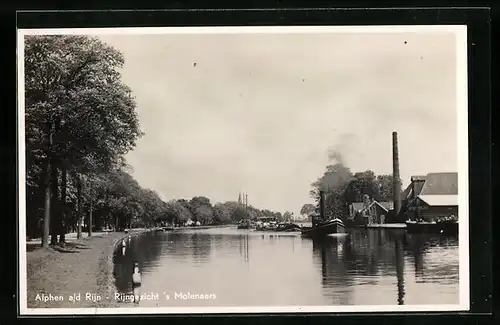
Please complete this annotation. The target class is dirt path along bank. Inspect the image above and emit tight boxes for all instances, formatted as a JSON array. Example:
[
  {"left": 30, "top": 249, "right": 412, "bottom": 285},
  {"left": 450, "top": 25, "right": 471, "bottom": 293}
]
[{"left": 26, "top": 232, "right": 126, "bottom": 309}]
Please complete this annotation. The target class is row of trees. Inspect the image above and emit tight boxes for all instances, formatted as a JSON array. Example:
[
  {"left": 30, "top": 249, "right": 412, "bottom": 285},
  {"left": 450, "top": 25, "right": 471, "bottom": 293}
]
[
  {"left": 24, "top": 35, "right": 288, "bottom": 246},
  {"left": 157, "top": 198, "right": 290, "bottom": 226},
  {"left": 25, "top": 35, "right": 147, "bottom": 247},
  {"left": 301, "top": 161, "right": 401, "bottom": 221}
]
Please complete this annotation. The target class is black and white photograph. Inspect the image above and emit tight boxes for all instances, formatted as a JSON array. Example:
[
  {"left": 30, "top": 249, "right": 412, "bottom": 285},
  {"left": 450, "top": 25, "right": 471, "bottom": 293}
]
[{"left": 18, "top": 25, "right": 469, "bottom": 315}]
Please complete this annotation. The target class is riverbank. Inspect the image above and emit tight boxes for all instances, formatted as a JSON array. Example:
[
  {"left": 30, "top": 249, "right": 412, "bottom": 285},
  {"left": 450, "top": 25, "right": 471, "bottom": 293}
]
[
  {"left": 170, "top": 225, "right": 232, "bottom": 231},
  {"left": 26, "top": 230, "right": 147, "bottom": 309}
]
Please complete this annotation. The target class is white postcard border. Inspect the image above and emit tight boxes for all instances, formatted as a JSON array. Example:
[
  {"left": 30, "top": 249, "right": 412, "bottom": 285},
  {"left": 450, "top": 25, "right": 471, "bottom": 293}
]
[{"left": 17, "top": 25, "right": 469, "bottom": 316}]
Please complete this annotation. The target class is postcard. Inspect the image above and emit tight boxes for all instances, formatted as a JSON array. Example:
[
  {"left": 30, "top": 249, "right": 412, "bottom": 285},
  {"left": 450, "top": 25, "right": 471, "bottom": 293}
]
[{"left": 18, "top": 25, "right": 469, "bottom": 315}]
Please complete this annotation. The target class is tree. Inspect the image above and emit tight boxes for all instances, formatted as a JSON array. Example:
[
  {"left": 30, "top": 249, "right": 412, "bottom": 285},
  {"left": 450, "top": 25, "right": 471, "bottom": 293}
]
[
  {"left": 212, "top": 203, "right": 231, "bottom": 224},
  {"left": 282, "top": 211, "right": 293, "bottom": 222},
  {"left": 376, "top": 174, "right": 401, "bottom": 202},
  {"left": 174, "top": 199, "right": 195, "bottom": 224},
  {"left": 188, "top": 197, "right": 214, "bottom": 225},
  {"left": 310, "top": 163, "right": 353, "bottom": 221},
  {"left": 344, "top": 170, "right": 379, "bottom": 205},
  {"left": 24, "top": 35, "right": 143, "bottom": 246},
  {"left": 161, "top": 201, "right": 185, "bottom": 224},
  {"left": 220, "top": 201, "right": 249, "bottom": 222},
  {"left": 300, "top": 204, "right": 315, "bottom": 217}
]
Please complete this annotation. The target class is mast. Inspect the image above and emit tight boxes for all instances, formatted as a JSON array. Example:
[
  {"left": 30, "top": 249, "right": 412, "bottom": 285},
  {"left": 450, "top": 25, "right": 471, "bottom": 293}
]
[{"left": 319, "top": 190, "right": 326, "bottom": 224}]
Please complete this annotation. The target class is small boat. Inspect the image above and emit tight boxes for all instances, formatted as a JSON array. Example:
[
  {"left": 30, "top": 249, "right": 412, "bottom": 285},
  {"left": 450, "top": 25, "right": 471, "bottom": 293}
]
[
  {"left": 254, "top": 217, "right": 278, "bottom": 231},
  {"left": 274, "top": 223, "right": 302, "bottom": 232},
  {"left": 301, "top": 218, "right": 346, "bottom": 237},
  {"left": 237, "top": 219, "right": 252, "bottom": 229}
]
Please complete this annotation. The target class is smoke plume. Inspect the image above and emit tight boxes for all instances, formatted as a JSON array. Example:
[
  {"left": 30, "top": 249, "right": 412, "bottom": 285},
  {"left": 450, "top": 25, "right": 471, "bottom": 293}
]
[{"left": 327, "top": 148, "right": 344, "bottom": 165}]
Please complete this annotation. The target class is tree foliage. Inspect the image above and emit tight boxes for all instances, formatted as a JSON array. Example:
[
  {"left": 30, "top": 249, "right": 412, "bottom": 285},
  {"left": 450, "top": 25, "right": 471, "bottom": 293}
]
[
  {"left": 24, "top": 35, "right": 143, "bottom": 243},
  {"left": 24, "top": 35, "right": 290, "bottom": 243},
  {"left": 308, "top": 161, "right": 402, "bottom": 221},
  {"left": 300, "top": 204, "right": 315, "bottom": 217}
]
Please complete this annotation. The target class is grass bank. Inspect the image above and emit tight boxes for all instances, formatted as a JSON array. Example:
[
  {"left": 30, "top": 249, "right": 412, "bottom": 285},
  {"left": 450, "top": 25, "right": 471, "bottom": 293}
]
[{"left": 25, "top": 230, "right": 148, "bottom": 309}]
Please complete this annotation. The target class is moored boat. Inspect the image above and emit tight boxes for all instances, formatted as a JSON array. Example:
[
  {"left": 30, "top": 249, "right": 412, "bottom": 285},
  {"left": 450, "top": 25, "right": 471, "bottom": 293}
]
[
  {"left": 260, "top": 222, "right": 301, "bottom": 232},
  {"left": 276, "top": 223, "right": 302, "bottom": 232},
  {"left": 301, "top": 190, "right": 346, "bottom": 237},
  {"left": 405, "top": 219, "right": 458, "bottom": 235},
  {"left": 254, "top": 217, "right": 278, "bottom": 231},
  {"left": 237, "top": 219, "right": 252, "bottom": 229},
  {"left": 301, "top": 218, "right": 346, "bottom": 237}
]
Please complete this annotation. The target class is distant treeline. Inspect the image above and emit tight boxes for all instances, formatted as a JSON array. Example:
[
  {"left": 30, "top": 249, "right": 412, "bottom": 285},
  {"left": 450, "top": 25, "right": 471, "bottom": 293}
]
[
  {"left": 159, "top": 197, "right": 290, "bottom": 226},
  {"left": 24, "top": 35, "right": 288, "bottom": 246}
]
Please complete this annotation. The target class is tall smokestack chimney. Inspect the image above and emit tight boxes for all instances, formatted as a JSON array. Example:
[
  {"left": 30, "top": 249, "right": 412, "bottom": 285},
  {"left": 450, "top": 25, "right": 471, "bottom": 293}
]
[
  {"left": 392, "top": 131, "right": 402, "bottom": 215},
  {"left": 319, "top": 190, "right": 326, "bottom": 221}
]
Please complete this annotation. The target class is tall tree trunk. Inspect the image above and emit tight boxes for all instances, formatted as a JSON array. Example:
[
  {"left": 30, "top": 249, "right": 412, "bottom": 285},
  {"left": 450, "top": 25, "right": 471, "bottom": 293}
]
[
  {"left": 41, "top": 159, "right": 52, "bottom": 248},
  {"left": 88, "top": 183, "right": 93, "bottom": 236},
  {"left": 41, "top": 122, "right": 55, "bottom": 248},
  {"left": 76, "top": 174, "right": 82, "bottom": 239},
  {"left": 50, "top": 161, "right": 59, "bottom": 245},
  {"left": 59, "top": 167, "right": 67, "bottom": 243}
]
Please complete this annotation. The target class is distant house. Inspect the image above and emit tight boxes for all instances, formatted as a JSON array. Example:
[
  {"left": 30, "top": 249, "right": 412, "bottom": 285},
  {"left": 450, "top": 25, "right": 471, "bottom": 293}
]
[
  {"left": 401, "top": 172, "right": 458, "bottom": 222},
  {"left": 349, "top": 199, "right": 394, "bottom": 225}
]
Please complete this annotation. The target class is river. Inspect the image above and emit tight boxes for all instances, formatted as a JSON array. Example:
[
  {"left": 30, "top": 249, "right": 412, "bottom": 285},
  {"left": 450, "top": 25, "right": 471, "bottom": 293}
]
[{"left": 112, "top": 226, "right": 459, "bottom": 307}]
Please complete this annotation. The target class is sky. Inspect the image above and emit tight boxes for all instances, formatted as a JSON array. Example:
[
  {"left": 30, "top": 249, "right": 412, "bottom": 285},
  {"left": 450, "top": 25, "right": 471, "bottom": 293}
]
[{"left": 97, "top": 29, "right": 460, "bottom": 217}]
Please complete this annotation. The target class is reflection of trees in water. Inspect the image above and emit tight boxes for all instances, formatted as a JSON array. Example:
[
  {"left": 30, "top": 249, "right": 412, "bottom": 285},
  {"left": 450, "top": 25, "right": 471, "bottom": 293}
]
[
  {"left": 113, "top": 231, "right": 215, "bottom": 294},
  {"left": 312, "top": 230, "right": 408, "bottom": 305},
  {"left": 212, "top": 234, "right": 244, "bottom": 252},
  {"left": 113, "top": 232, "right": 164, "bottom": 294},
  {"left": 150, "top": 231, "right": 214, "bottom": 263},
  {"left": 348, "top": 229, "right": 405, "bottom": 305},
  {"left": 113, "top": 252, "right": 133, "bottom": 294},
  {"left": 345, "top": 229, "right": 405, "bottom": 277},
  {"left": 311, "top": 235, "right": 351, "bottom": 305},
  {"left": 189, "top": 233, "right": 212, "bottom": 262}
]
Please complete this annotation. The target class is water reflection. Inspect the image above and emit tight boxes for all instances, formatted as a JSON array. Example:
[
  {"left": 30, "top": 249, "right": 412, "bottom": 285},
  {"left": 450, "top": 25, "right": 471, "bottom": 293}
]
[
  {"left": 311, "top": 235, "right": 351, "bottom": 304},
  {"left": 113, "top": 231, "right": 166, "bottom": 295},
  {"left": 113, "top": 228, "right": 459, "bottom": 306},
  {"left": 133, "top": 285, "right": 141, "bottom": 305},
  {"left": 395, "top": 235, "right": 405, "bottom": 305},
  {"left": 239, "top": 234, "right": 249, "bottom": 264}
]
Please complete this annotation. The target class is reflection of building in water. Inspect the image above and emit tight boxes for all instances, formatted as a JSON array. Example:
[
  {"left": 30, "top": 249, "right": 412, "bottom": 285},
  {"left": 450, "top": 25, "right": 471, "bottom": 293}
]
[
  {"left": 394, "top": 236, "right": 405, "bottom": 305},
  {"left": 404, "top": 233, "right": 459, "bottom": 284},
  {"left": 343, "top": 229, "right": 406, "bottom": 304},
  {"left": 346, "top": 230, "right": 400, "bottom": 276},
  {"left": 311, "top": 235, "right": 352, "bottom": 305},
  {"left": 404, "top": 233, "right": 426, "bottom": 276}
]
